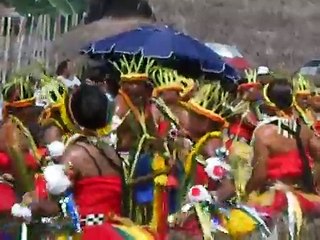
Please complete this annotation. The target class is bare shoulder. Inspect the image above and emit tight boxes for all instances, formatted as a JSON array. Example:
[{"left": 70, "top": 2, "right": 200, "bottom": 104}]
[
  {"left": 61, "top": 144, "right": 86, "bottom": 166},
  {"left": 300, "top": 122, "right": 314, "bottom": 139},
  {"left": 254, "top": 124, "right": 277, "bottom": 143},
  {"left": 115, "top": 94, "right": 129, "bottom": 117}
]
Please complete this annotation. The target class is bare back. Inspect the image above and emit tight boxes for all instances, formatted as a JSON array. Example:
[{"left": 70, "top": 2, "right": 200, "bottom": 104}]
[
  {"left": 62, "top": 140, "right": 122, "bottom": 179},
  {"left": 264, "top": 123, "right": 312, "bottom": 156},
  {"left": 246, "top": 121, "right": 315, "bottom": 193}
]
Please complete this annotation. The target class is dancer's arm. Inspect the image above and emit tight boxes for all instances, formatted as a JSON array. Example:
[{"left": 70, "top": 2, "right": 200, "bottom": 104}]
[
  {"left": 245, "top": 126, "right": 269, "bottom": 193},
  {"left": 30, "top": 199, "right": 61, "bottom": 217}
]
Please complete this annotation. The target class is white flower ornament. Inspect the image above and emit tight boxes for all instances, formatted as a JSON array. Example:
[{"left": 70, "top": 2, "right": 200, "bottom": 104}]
[
  {"left": 43, "top": 164, "right": 71, "bottom": 195},
  {"left": 11, "top": 203, "right": 32, "bottom": 222},
  {"left": 47, "top": 141, "right": 65, "bottom": 157},
  {"left": 188, "top": 185, "right": 213, "bottom": 203},
  {"left": 204, "top": 157, "right": 231, "bottom": 181}
]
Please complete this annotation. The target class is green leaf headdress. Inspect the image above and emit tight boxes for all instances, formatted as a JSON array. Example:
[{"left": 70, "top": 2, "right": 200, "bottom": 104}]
[
  {"left": 179, "top": 83, "right": 231, "bottom": 127},
  {"left": 112, "top": 55, "right": 155, "bottom": 82},
  {"left": 37, "top": 75, "right": 69, "bottom": 132},
  {"left": 2, "top": 75, "right": 36, "bottom": 118},
  {"left": 237, "top": 69, "right": 260, "bottom": 93},
  {"left": 150, "top": 67, "right": 195, "bottom": 98},
  {"left": 292, "top": 74, "right": 311, "bottom": 96}
]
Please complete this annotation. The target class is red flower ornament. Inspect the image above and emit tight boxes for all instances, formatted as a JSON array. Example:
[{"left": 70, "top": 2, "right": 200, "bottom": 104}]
[
  {"left": 188, "top": 185, "right": 212, "bottom": 203},
  {"left": 205, "top": 157, "right": 231, "bottom": 181}
]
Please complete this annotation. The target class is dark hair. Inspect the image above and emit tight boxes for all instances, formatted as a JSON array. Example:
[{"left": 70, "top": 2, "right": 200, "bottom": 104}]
[
  {"left": 27, "top": 122, "right": 44, "bottom": 147},
  {"left": 266, "top": 79, "right": 293, "bottom": 110},
  {"left": 56, "top": 59, "right": 70, "bottom": 75},
  {"left": 83, "top": 64, "right": 120, "bottom": 97},
  {"left": 70, "top": 84, "right": 109, "bottom": 130}
]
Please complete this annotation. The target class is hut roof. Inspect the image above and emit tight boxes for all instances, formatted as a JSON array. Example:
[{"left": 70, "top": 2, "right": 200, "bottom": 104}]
[{"left": 51, "top": 17, "right": 154, "bottom": 59}]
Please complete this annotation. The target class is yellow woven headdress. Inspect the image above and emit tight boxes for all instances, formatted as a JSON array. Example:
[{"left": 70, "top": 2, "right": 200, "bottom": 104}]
[
  {"left": 150, "top": 67, "right": 195, "bottom": 97},
  {"left": 292, "top": 74, "right": 311, "bottom": 95},
  {"left": 180, "top": 83, "right": 244, "bottom": 126},
  {"left": 112, "top": 55, "right": 155, "bottom": 82}
]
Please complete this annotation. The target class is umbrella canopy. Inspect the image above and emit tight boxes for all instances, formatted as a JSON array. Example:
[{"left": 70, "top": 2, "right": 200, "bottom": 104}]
[
  {"left": 205, "top": 42, "right": 250, "bottom": 70},
  {"left": 83, "top": 25, "right": 240, "bottom": 80},
  {"left": 226, "top": 57, "right": 250, "bottom": 70}
]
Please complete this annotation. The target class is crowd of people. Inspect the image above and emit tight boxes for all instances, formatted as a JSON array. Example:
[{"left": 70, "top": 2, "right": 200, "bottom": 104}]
[{"left": 1, "top": 54, "right": 320, "bottom": 240}]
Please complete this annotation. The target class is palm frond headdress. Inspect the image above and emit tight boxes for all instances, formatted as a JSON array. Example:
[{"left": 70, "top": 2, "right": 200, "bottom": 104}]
[
  {"left": 112, "top": 55, "right": 155, "bottom": 82},
  {"left": 1, "top": 62, "right": 50, "bottom": 111},
  {"left": 180, "top": 83, "right": 246, "bottom": 127},
  {"left": 292, "top": 74, "right": 311, "bottom": 96},
  {"left": 150, "top": 67, "right": 195, "bottom": 98},
  {"left": 2, "top": 76, "right": 35, "bottom": 109},
  {"left": 37, "top": 76, "right": 69, "bottom": 132},
  {"left": 237, "top": 69, "right": 260, "bottom": 92}
]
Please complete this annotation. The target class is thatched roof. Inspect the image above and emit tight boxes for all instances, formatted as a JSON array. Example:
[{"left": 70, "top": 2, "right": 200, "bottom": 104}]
[
  {"left": 51, "top": 17, "right": 154, "bottom": 59},
  {"left": 0, "top": 4, "right": 20, "bottom": 17}
]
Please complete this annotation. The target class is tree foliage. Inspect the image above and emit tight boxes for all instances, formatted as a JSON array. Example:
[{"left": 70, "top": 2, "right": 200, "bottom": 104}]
[{"left": 7, "top": 0, "right": 87, "bottom": 16}]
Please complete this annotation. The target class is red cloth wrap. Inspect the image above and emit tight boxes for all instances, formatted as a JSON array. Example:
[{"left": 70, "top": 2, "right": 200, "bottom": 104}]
[
  {"left": 226, "top": 119, "right": 254, "bottom": 149},
  {"left": 156, "top": 189, "right": 169, "bottom": 240},
  {"left": 314, "top": 121, "right": 320, "bottom": 135},
  {"left": 0, "top": 152, "right": 39, "bottom": 173},
  {"left": 0, "top": 151, "right": 41, "bottom": 213},
  {"left": 229, "top": 120, "right": 253, "bottom": 141},
  {"left": 195, "top": 164, "right": 217, "bottom": 190},
  {"left": 73, "top": 176, "right": 123, "bottom": 240},
  {"left": 252, "top": 149, "right": 320, "bottom": 217},
  {"left": 157, "top": 120, "right": 170, "bottom": 138},
  {"left": 0, "top": 183, "right": 16, "bottom": 213},
  {"left": 34, "top": 174, "right": 48, "bottom": 200},
  {"left": 267, "top": 150, "right": 313, "bottom": 180},
  {"left": 254, "top": 191, "right": 320, "bottom": 217}
]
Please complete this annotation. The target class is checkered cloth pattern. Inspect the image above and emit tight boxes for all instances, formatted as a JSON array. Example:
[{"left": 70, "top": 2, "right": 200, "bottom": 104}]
[{"left": 80, "top": 213, "right": 105, "bottom": 227}]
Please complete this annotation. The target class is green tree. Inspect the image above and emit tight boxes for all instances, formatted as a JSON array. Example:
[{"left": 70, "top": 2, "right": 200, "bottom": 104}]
[{"left": 7, "top": 0, "right": 87, "bottom": 16}]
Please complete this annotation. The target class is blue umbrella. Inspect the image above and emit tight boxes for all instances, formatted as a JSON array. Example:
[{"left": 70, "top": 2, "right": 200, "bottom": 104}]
[{"left": 82, "top": 25, "right": 240, "bottom": 81}]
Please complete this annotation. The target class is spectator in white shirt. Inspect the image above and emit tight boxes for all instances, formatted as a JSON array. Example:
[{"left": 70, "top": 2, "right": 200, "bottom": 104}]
[{"left": 56, "top": 59, "right": 81, "bottom": 89}]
